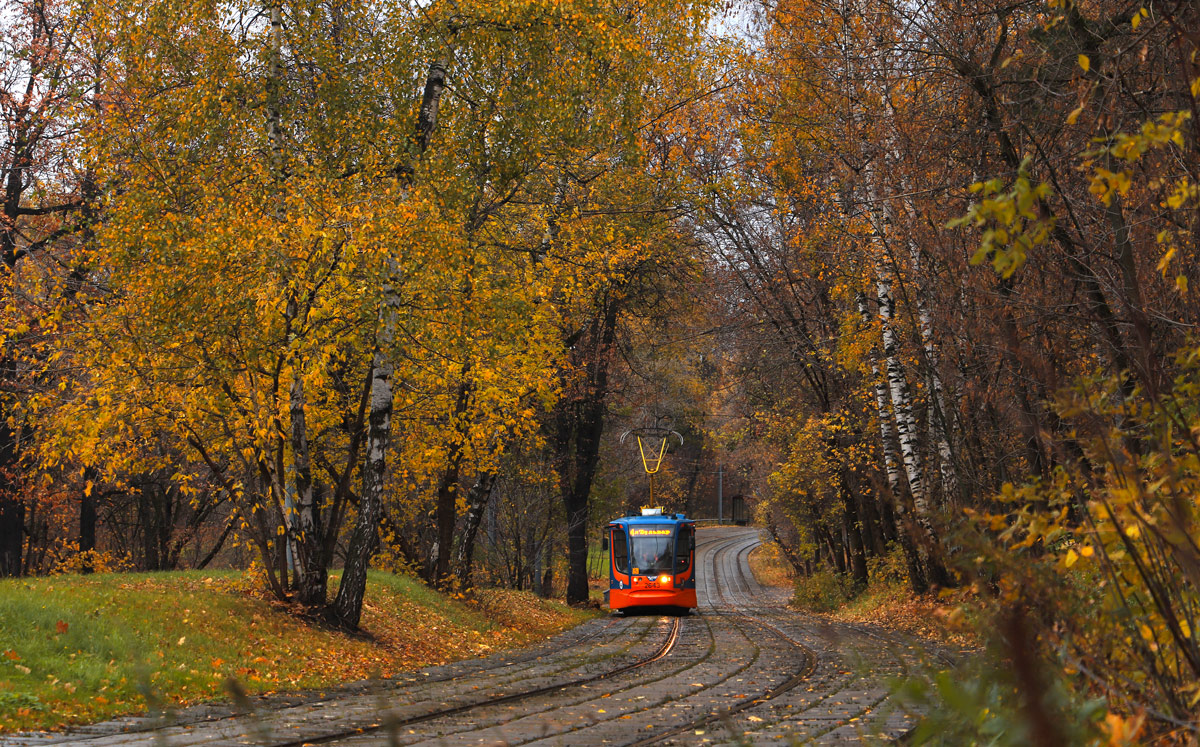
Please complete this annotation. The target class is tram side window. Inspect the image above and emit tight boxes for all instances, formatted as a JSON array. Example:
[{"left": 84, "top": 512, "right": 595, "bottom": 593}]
[
  {"left": 675, "top": 525, "right": 693, "bottom": 573},
  {"left": 612, "top": 530, "right": 629, "bottom": 574}
]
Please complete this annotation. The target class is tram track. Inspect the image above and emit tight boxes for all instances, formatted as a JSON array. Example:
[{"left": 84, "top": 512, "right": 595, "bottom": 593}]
[
  {"left": 283, "top": 532, "right": 794, "bottom": 746},
  {"left": 13, "top": 527, "right": 948, "bottom": 746},
  {"left": 273, "top": 616, "right": 685, "bottom": 746},
  {"left": 629, "top": 532, "right": 819, "bottom": 746},
  {"left": 333, "top": 530, "right": 931, "bottom": 746},
  {"left": 697, "top": 532, "right": 938, "bottom": 745}
]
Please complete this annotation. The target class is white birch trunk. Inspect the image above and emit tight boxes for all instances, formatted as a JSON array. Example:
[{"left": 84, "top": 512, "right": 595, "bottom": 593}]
[
  {"left": 864, "top": 167, "right": 950, "bottom": 591},
  {"left": 842, "top": 0, "right": 948, "bottom": 587},
  {"left": 331, "top": 285, "right": 396, "bottom": 627},
  {"left": 289, "top": 373, "right": 326, "bottom": 606},
  {"left": 267, "top": 1, "right": 284, "bottom": 196},
  {"left": 332, "top": 58, "right": 448, "bottom": 628},
  {"left": 894, "top": 198, "right": 959, "bottom": 506},
  {"left": 863, "top": 161, "right": 929, "bottom": 516},
  {"left": 874, "top": 270, "right": 930, "bottom": 518},
  {"left": 881, "top": 95, "right": 960, "bottom": 506},
  {"left": 857, "top": 292, "right": 904, "bottom": 500}
]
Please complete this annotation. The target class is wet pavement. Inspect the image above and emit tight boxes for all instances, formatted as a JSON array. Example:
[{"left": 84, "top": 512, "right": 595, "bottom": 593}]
[{"left": 6, "top": 527, "right": 951, "bottom": 745}]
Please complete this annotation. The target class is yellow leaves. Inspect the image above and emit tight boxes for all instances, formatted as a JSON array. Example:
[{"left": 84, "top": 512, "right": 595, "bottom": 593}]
[
  {"left": 1077, "top": 54, "right": 1090, "bottom": 73},
  {"left": 1159, "top": 178, "right": 1199, "bottom": 213},
  {"left": 1088, "top": 167, "right": 1131, "bottom": 206},
  {"left": 1157, "top": 242, "right": 1177, "bottom": 274},
  {"left": 1099, "top": 711, "right": 1145, "bottom": 745},
  {"left": 1066, "top": 106, "right": 1083, "bottom": 125},
  {"left": 1101, "top": 111, "right": 1191, "bottom": 163},
  {"left": 952, "top": 161, "right": 1054, "bottom": 278}
]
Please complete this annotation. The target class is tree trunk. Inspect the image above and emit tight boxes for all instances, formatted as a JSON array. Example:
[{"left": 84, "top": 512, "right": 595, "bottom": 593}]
[
  {"left": 858, "top": 293, "right": 926, "bottom": 592},
  {"left": 541, "top": 538, "right": 555, "bottom": 598},
  {"left": 79, "top": 486, "right": 97, "bottom": 574},
  {"left": 0, "top": 422, "right": 22, "bottom": 577},
  {"left": 901, "top": 231, "right": 961, "bottom": 507},
  {"left": 847, "top": 0, "right": 949, "bottom": 588},
  {"left": 876, "top": 270, "right": 952, "bottom": 587},
  {"left": 330, "top": 57, "right": 448, "bottom": 628},
  {"left": 823, "top": 525, "right": 846, "bottom": 575},
  {"left": 765, "top": 515, "right": 806, "bottom": 574},
  {"left": 882, "top": 98, "right": 961, "bottom": 508},
  {"left": 556, "top": 299, "right": 619, "bottom": 604},
  {"left": 841, "top": 479, "right": 868, "bottom": 589},
  {"left": 847, "top": 465, "right": 886, "bottom": 556},
  {"left": 290, "top": 375, "right": 328, "bottom": 606},
  {"left": 563, "top": 487, "right": 590, "bottom": 603},
  {"left": 197, "top": 514, "right": 236, "bottom": 569},
  {"left": 433, "top": 380, "right": 471, "bottom": 586},
  {"left": 433, "top": 461, "right": 462, "bottom": 586},
  {"left": 332, "top": 344, "right": 392, "bottom": 628},
  {"left": 139, "top": 485, "right": 160, "bottom": 571},
  {"left": 1106, "top": 194, "right": 1161, "bottom": 394},
  {"left": 455, "top": 472, "right": 496, "bottom": 589}
]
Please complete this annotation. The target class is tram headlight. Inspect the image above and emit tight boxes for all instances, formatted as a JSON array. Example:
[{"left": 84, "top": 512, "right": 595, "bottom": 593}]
[{"left": 658, "top": 574, "right": 672, "bottom": 585}]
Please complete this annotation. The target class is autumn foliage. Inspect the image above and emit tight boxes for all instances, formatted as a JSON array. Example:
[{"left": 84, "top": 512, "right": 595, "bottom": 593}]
[
  {"left": 695, "top": 0, "right": 1200, "bottom": 740},
  {"left": 4, "top": 0, "right": 1200, "bottom": 739},
  {"left": 2, "top": 0, "right": 721, "bottom": 625}
]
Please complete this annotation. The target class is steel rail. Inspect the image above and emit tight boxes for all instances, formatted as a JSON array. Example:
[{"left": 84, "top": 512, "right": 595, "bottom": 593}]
[
  {"left": 630, "top": 531, "right": 818, "bottom": 746},
  {"left": 272, "top": 615, "right": 684, "bottom": 746}
]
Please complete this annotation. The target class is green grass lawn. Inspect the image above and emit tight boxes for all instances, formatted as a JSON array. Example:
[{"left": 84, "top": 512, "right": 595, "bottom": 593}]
[
  {"left": 587, "top": 544, "right": 609, "bottom": 579},
  {"left": 0, "top": 570, "right": 596, "bottom": 733}
]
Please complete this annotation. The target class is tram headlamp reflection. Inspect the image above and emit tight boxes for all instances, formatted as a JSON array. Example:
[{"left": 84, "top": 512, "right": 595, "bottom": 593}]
[{"left": 658, "top": 574, "right": 672, "bottom": 585}]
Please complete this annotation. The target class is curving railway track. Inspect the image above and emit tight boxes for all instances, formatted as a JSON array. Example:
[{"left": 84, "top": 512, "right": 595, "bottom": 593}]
[{"left": 8, "top": 527, "right": 950, "bottom": 746}]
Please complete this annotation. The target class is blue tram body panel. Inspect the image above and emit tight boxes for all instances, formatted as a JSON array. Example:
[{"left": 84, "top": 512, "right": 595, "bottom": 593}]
[{"left": 604, "top": 511, "right": 697, "bottom": 611}]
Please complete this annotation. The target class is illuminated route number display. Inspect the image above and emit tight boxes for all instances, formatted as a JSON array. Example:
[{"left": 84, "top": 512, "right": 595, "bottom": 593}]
[{"left": 629, "top": 526, "right": 674, "bottom": 576}]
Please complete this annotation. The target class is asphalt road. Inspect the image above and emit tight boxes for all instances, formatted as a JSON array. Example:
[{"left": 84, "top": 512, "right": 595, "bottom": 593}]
[{"left": 9, "top": 527, "right": 946, "bottom": 746}]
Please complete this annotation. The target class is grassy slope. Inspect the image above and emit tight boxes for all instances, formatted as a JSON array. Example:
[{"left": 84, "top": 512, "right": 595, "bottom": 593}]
[
  {"left": 749, "top": 540, "right": 974, "bottom": 647},
  {"left": 747, "top": 542, "right": 797, "bottom": 588},
  {"left": 0, "top": 570, "right": 596, "bottom": 732}
]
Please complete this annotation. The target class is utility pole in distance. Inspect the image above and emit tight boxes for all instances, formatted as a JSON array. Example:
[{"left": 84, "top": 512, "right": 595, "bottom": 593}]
[{"left": 717, "top": 462, "right": 723, "bottom": 524}]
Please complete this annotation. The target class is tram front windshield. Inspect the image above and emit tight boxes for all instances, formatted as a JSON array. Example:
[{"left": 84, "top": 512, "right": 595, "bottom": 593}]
[{"left": 629, "top": 525, "right": 675, "bottom": 574}]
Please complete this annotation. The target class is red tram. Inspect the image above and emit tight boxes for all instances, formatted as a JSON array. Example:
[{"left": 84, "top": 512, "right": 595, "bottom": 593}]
[{"left": 603, "top": 508, "right": 697, "bottom": 612}]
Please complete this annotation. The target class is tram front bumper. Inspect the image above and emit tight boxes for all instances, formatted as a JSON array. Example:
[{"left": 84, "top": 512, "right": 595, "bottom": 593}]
[{"left": 608, "top": 587, "right": 697, "bottom": 610}]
